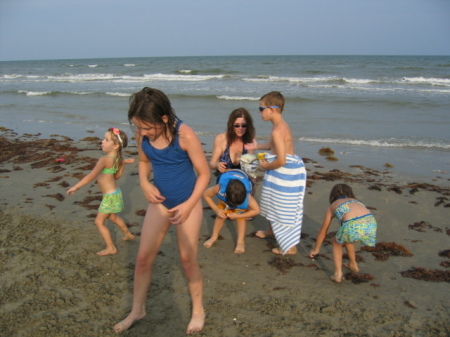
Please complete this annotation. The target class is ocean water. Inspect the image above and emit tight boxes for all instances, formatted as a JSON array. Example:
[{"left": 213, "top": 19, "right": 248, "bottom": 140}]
[{"left": 1, "top": 55, "right": 449, "bottom": 182}]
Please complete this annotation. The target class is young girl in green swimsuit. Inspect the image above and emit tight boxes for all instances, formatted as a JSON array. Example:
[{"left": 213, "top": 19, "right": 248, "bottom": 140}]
[{"left": 67, "top": 127, "right": 135, "bottom": 256}]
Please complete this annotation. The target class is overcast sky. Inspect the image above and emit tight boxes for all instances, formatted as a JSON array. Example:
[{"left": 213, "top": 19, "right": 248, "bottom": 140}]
[{"left": 0, "top": 0, "right": 449, "bottom": 61}]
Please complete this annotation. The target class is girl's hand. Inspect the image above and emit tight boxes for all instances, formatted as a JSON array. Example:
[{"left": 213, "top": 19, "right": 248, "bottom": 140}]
[
  {"left": 168, "top": 202, "right": 192, "bottom": 225},
  {"left": 124, "top": 158, "right": 135, "bottom": 164},
  {"left": 66, "top": 187, "right": 78, "bottom": 196},
  {"left": 142, "top": 182, "right": 165, "bottom": 204},
  {"left": 309, "top": 249, "right": 319, "bottom": 259},
  {"left": 258, "top": 159, "right": 268, "bottom": 170}
]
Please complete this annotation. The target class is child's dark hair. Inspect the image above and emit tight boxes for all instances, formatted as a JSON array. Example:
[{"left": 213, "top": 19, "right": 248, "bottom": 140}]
[
  {"left": 226, "top": 179, "right": 247, "bottom": 206},
  {"left": 329, "top": 184, "right": 355, "bottom": 204},
  {"left": 128, "top": 87, "right": 180, "bottom": 145}
]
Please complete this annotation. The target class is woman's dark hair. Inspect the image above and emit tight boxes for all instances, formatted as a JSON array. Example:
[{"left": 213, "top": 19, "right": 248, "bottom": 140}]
[
  {"left": 128, "top": 87, "right": 180, "bottom": 144},
  {"left": 225, "top": 108, "right": 255, "bottom": 145},
  {"left": 329, "top": 184, "right": 355, "bottom": 204}
]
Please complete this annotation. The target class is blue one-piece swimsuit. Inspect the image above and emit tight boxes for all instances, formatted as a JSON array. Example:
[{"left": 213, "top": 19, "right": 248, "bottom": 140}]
[{"left": 141, "top": 121, "right": 196, "bottom": 209}]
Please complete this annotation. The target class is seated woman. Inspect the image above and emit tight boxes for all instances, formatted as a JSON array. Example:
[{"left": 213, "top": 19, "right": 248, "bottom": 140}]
[{"left": 209, "top": 107, "right": 256, "bottom": 182}]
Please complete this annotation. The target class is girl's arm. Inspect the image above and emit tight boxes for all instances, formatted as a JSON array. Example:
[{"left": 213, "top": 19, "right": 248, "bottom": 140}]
[
  {"left": 309, "top": 206, "right": 334, "bottom": 257},
  {"left": 226, "top": 194, "right": 260, "bottom": 220},
  {"left": 136, "top": 137, "right": 165, "bottom": 203},
  {"left": 66, "top": 157, "right": 105, "bottom": 195},
  {"left": 169, "top": 124, "right": 210, "bottom": 224},
  {"left": 114, "top": 158, "right": 135, "bottom": 180}
]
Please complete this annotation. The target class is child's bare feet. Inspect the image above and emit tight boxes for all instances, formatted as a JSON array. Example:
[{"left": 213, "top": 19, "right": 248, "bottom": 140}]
[
  {"left": 186, "top": 310, "right": 205, "bottom": 335},
  {"left": 255, "top": 230, "right": 273, "bottom": 239},
  {"left": 203, "top": 237, "right": 217, "bottom": 249},
  {"left": 122, "top": 232, "right": 135, "bottom": 241},
  {"left": 234, "top": 242, "right": 245, "bottom": 254},
  {"left": 330, "top": 274, "right": 343, "bottom": 283},
  {"left": 97, "top": 247, "right": 117, "bottom": 256},
  {"left": 113, "top": 311, "right": 146, "bottom": 334},
  {"left": 343, "top": 262, "right": 359, "bottom": 273}
]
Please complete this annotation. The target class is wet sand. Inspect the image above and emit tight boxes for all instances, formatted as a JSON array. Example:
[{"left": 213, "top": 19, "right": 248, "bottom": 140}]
[{"left": 0, "top": 128, "right": 449, "bottom": 336}]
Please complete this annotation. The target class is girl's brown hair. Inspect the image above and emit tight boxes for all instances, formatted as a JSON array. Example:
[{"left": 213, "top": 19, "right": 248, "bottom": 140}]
[{"left": 329, "top": 183, "right": 355, "bottom": 204}]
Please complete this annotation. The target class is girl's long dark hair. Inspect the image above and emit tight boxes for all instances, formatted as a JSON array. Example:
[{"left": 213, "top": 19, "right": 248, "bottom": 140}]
[
  {"left": 128, "top": 87, "right": 180, "bottom": 144},
  {"left": 329, "top": 184, "right": 355, "bottom": 204}
]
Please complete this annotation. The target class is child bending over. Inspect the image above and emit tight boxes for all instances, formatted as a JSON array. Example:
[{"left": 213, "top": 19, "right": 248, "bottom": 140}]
[
  {"left": 309, "top": 184, "right": 377, "bottom": 283},
  {"left": 203, "top": 169, "right": 259, "bottom": 253}
]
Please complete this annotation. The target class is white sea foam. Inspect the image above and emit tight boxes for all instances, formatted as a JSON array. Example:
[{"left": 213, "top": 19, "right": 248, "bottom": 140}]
[
  {"left": 217, "top": 95, "right": 259, "bottom": 101},
  {"left": 88, "top": 65, "right": 98, "bottom": 68},
  {"left": 19, "top": 90, "right": 50, "bottom": 96},
  {"left": 298, "top": 137, "right": 450, "bottom": 150},
  {"left": 123, "top": 64, "right": 136, "bottom": 67},
  {"left": 401, "top": 77, "right": 450, "bottom": 86},
  {"left": 179, "top": 69, "right": 192, "bottom": 73},
  {"left": 106, "top": 92, "right": 130, "bottom": 97}
]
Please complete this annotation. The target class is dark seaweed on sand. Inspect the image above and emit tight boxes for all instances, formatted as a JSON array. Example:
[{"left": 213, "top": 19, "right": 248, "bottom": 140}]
[
  {"left": 268, "top": 256, "right": 303, "bottom": 274},
  {"left": 345, "top": 272, "right": 375, "bottom": 284},
  {"left": 408, "top": 221, "right": 443, "bottom": 233},
  {"left": 361, "top": 242, "right": 413, "bottom": 261},
  {"left": 438, "top": 249, "right": 450, "bottom": 259},
  {"left": 74, "top": 195, "right": 102, "bottom": 210},
  {"left": 401, "top": 267, "right": 450, "bottom": 283}
]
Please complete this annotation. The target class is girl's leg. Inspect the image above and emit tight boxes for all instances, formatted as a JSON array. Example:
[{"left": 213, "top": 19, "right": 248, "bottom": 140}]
[
  {"left": 344, "top": 243, "right": 359, "bottom": 273},
  {"left": 203, "top": 217, "right": 225, "bottom": 248},
  {"left": 108, "top": 213, "right": 135, "bottom": 240},
  {"left": 331, "top": 237, "right": 344, "bottom": 282},
  {"left": 175, "top": 200, "right": 205, "bottom": 335},
  {"left": 114, "top": 203, "right": 171, "bottom": 333},
  {"left": 234, "top": 219, "right": 246, "bottom": 254},
  {"left": 95, "top": 212, "right": 117, "bottom": 256}
]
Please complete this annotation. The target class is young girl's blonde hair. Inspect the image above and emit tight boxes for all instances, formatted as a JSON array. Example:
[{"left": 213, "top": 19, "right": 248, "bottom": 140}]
[{"left": 108, "top": 127, "right": 128, "bottom": 169}]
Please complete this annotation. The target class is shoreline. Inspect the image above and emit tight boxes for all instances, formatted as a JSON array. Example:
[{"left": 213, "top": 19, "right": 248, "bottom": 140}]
[{"left": 1, "top": 128, "right": 449, "bottom": 336}]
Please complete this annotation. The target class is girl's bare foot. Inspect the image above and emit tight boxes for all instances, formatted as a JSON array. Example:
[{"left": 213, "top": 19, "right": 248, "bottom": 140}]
[
  {"left": 234, "top": 242, "right": 245, "bottom": 254},
  {"left": 122, "top": 232, "right": 135, "bottom": 241},
  {"left": 113, "top": 312, "right": 146, "bottom": 334},
  {"left": 97, "top": 248, "right": 117, "bottom": 256},
  {"left": 203, "top": 237, "right": 216, "bottom": 249},
  {"left": 186, "top": 310, "right": 205, "bottom": 335},
  {"left": 330, "top": 274, "right": 343, "bottom": 283},
  {"left": 343, "top": 262, "right": 359, "bottom": 273}
]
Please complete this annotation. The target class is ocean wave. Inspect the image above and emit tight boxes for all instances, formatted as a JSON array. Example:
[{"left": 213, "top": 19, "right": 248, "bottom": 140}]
[
  {"left": 298, "top": 137, "right": 450, "bottom": 150},
  {"left": 401, "top": 77, "right": 450, "bottom": 87},
  {"left": 217, "top": 95, "right": 259, "bottom": 101}
]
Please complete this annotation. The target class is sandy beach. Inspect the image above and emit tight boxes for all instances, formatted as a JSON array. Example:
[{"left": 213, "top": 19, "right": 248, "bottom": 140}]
[{"left": 0, "top": 128, "right": 449, "bottom": 337}]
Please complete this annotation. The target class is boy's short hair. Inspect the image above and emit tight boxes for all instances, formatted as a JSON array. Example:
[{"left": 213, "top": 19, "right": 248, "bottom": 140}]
[
  {"left": 226, "top": 179, "right": 247, "bottom": 206},
  {"left": 260, "top": 91, "right": 285, "bottom": 112}
]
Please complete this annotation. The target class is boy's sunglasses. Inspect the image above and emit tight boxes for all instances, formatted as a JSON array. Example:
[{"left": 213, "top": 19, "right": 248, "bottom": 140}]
[{"left": 259, "top": 106, "right": 279, "bottom": 112}]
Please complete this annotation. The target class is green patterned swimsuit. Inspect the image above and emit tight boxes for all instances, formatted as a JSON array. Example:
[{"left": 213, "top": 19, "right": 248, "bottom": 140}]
[
  {"left": 334, "top": 200, "right": 377, "bottom": 247},
  {"left": 98, "top": 156, "right": 124, "bottom": 214}
]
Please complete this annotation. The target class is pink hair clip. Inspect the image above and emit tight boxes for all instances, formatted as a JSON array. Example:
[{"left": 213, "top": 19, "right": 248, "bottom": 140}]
[{"left": 109, "top": 127, "right": 123, "bottom": 145}]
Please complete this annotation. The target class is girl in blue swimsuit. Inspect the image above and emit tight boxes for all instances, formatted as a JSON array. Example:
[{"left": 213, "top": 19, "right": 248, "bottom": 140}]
[
  {"left": 309, "top": 184, "right": 377, "bottom": 283},
  {"left": 114, "top": 88, "right": 210, "bottom": 335},
  {"left": 67, "top": 127, "right": 135, "bottom": 256}
]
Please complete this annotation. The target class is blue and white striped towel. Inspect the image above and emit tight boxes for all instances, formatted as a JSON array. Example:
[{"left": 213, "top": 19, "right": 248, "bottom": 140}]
[{"left": 260, "top": 154, "right": 307, "bottom": 254}]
